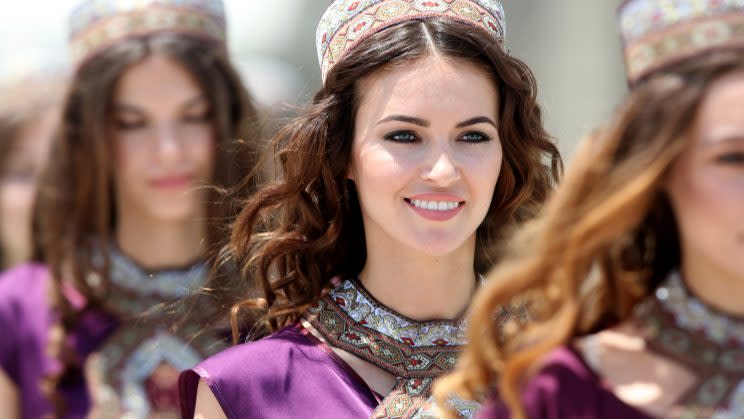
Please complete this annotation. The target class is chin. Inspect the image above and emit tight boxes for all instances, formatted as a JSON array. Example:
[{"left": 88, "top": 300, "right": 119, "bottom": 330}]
[
  {"left": 406, "top": 234, "right": 471, "bottom": 257},
  {"left": 145, "top": 204, "right": 202, "bottom": 224}
]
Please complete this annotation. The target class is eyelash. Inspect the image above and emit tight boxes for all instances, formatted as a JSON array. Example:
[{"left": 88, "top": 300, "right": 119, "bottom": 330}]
[
  {"left": 383, "top": 131, "right": 492, "bottom": 143},
  {"left": 183, "top": 113, "right": 211, "bottom": 124},
  {"left": 113, "top": 113, "right": 210, "bottom": 130},
  {"left": 114, "top": 120, "right": 146, "bottom": 131},
  {"left": 716, "top": 152, "right": 744, "bottom": 164}
]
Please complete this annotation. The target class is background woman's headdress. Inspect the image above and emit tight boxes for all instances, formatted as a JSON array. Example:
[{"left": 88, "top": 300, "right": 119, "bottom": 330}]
[
  {"left": 69, "top": 0, "right": 227, "bottom": 68},
  {"left": 620, "top": 0, "right": 744, "bottom": 85},
  {"left": 316, "top": 0, "right": 506, "bottom": 82}
]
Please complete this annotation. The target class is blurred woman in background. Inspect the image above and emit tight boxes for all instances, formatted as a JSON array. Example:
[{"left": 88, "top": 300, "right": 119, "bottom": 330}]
[
  {"left": 0, "top": 0, "right": 260, "bottom": 417},
  {"left": 438, "top": 1, "right": 744, "bottom": 418},
  {"left": 181, "top": 0, "right": 562, "bottom": 418},
  {"left": 0, "top": 76, "right": 64, "bottom": 271}
]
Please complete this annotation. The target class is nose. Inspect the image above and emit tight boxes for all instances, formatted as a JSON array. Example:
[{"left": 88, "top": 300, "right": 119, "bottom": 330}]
[
  {"left": 153, "top": 124, "right": 184, "bottom": 163},
  {"left": 422, "top": 146, "right": 460, "bottom": 186}
]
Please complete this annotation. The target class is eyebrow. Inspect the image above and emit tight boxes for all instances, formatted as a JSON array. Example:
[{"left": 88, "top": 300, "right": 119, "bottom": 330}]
[
  {"left": 456, "top": 116, "right": 498, "bottom": 129},
  {"left": 699, "top": 135, "right": 744, "bottom": 147},
  {"left": 376, "top": 115, "right": 498, "bottom": 129},
  {"left": 111, "top": 94, "right": 208, "bottom": 114},
  {"left": 377, "top": 115, "right": 430, "bottom": 127}
]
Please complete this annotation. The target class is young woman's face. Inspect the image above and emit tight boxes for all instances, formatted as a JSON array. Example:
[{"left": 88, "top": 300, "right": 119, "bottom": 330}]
[
  {"left": 666, "top": 71, "right": 744, "bottom": 282},
  {"left": 0, "top": 110, "right": 57, "bottom": 267},
  {"left": 349, "top": 55, "right": 503, "bottom": 257},
  {"left": 109, "top": 54, "right": 215, "bottom": 225}
]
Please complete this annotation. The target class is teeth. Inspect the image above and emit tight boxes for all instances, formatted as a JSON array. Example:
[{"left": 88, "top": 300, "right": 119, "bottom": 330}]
[{"left": 410, "top": 200, "right": 461, "bottom": 211}]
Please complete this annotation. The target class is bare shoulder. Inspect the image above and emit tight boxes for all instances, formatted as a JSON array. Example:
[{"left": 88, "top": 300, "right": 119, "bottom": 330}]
[{"left": 193, "top": 379, "right": 228, "bottom": 419}]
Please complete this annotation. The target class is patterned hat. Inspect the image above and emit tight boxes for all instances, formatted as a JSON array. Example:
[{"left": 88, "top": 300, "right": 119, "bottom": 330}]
[
  {"left": 317, "top": 0, "right": 506, "bottom": 82},
  {"left": 619, "top": 0, "right": 744, "bottom": 85},
  {"left": 69, "top": 0, "right": 226, "bottom": 67}
]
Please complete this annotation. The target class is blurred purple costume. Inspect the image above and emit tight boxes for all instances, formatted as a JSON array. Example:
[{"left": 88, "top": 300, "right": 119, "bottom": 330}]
[
  {"left": 180, "top": 323, "right": 380, "bottom": 418},
  {"left": 0, "top": 254, "right": 218, "bottom": 418},
  {"left": 0, "top": 263, "right": 115, "bottom": 418},
  {"left": 475, "top": 346, "right": 651, "bottom": 419}
]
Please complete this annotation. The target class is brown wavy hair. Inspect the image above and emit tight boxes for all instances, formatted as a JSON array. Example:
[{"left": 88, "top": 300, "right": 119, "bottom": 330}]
[
  {"left": 435, "top": 50, "right": 744, "bottom": 419},
  {"left": 32, "top": 34, "right": 260, "bottom": 415},
  {"left": 228, "top": 18, "right": 562, "bottom": 337}
]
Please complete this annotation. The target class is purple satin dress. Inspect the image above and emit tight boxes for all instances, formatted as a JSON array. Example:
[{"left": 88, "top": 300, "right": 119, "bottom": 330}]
[
  {"left": 476, "top": 346, "right": 651, "bottom": 419},
  {"left": 180, "top": 323, "right": 380, "bottom": 418},
  {"left": 0, "top": 263, "right": 116, "bottom": 419}
]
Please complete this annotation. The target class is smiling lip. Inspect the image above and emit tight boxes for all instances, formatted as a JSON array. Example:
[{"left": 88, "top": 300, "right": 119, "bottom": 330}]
[
  {"left": 150, "top": 174, "right": 194, "bottom": 190},
  {"left": 405, "top": 193, "right": 465, "bottom": 222}
]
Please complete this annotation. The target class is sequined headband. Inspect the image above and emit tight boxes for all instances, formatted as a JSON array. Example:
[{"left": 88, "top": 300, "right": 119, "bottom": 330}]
[
  {"left": 317, "top": 0, "right": 506, "bottom": 83},
  {"left": 619, "top": 0, "right": 744, "bottom": 85},
  {"left": 69, "top": 0, "right": 226, "bottom": 68}
]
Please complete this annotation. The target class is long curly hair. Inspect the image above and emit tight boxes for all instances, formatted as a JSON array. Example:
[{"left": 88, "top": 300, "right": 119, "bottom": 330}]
[
  {"left": 435, "top": 50, "right": 744, "bottom": 419},
  {"left": 33, "top": 34, "right": 260, "bottom": 416},
  {"left": 228, "top": 18, "right": 562, "bottom": 337}
]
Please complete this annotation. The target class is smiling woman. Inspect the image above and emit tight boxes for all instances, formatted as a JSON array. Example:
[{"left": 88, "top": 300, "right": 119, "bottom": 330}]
[
  {"left": 0, "top": 0, "right": 260, "bottom": 418},
  {"left": 179, "top": 1, "right": 561, "bottom": 418}
]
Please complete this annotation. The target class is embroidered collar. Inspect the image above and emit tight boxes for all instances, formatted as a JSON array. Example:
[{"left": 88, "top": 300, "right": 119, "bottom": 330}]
[
  {"left": 81, "top": 243, "right": 222, "bottom": 416},
  {"left": 90, "top": 243, "right": 208, "bottom": 318},
  {"left": 303, "top": 278, "right": 478, "bottom": 418},
  {"left": 633, "top": 270, "right": 744, "bottom": 417},
  {"left": 654, "top": 271, "right": 744, "bottom": 346}
]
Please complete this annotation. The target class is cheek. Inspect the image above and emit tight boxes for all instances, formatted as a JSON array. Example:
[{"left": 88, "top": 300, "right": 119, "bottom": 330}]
[
  {"left": 191, "top": 133, "right": 217, "bottom": 176},
  {"left": 112, "top": 139, "right": 145, "bottom": 178},
  {"left": 464, "top": 146, "right": 503, "bottom": 196},
  {"left": 0, "top": 182, "right": 36, "bottom": 220},
  {"left": 668, "top": 168, "right": 742, "bottom": 241},
  {"left": 353, "top": 143, "right": 411, "bottom": 188}
]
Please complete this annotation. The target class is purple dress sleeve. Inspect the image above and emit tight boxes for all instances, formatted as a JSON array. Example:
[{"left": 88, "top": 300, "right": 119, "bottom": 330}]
[
  {"left": 180, "top": 324, "right": 379, "bottom": 419},
  {"left": 475, "top": 346, "right": 652, "bottom": 419},
  {"left": 0, "top": 263, "right": 117, "bottom": 419},
  {"left": 0, "top": 263, "right": 56, "bottom": 418}
]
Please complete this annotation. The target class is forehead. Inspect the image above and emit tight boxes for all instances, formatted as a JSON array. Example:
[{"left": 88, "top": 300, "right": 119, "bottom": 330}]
[
  {"left": 112, "top": 54, "right": 203, "bottom": 106},
  {"left": 694, "top": 71, "right": 744, "bottom": 143},
  {"left": 356, "top": 55, "right": 499, "bottom": 119}
]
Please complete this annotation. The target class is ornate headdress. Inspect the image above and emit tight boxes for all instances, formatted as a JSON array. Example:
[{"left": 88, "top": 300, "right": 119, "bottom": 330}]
[
  {"left": 68, "top": 0, "right": 227, "bottom": 68},
  {"left": 619, "top": 0, "right": 744, "bottom": 85},
  {"left": 316, "top": 0, "right": 506, "bottom": 82}
]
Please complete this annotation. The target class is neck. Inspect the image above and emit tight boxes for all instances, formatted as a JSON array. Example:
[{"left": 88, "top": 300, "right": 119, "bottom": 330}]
[
  {"left": 2, "top": 247, "right": 31, "bottom": 271},
  {"left": 681, "top": 256, "right": 744, "bottom": 317},
  {"left": 115, "top": 213, "right": 206, "bottom": 271},
  {"left": 358, "top": 236, "right": 477, "bottom": 321}
]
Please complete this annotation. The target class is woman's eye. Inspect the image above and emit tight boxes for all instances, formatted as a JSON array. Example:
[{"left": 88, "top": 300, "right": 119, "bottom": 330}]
[
  {"left": 384, "top": 131, "right": 418, "bottom": 143},
  {"left": 183, "top": 112, "right": 211, "bottom": 124},
  {"left": 460, "top": 132, "right": 491, "bottom": 143},
  {"left": 113, "top": 119, "right": 146, "bottom": 130},
  {"left": 716, "top": 152, "right": 744, "bottom": 164}
]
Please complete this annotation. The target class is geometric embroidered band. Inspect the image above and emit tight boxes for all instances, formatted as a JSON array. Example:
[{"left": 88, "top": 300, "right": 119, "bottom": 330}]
[
  {"left": 619, "top": 0, "right": 744, "bottom": 84},
  {"left": 317, "top": 0, "right": 506, "bottom": 83},
  {"left": 303, "top": 278, "right": 469, "bottom": 418},
  {"left": 69, "top": 0, "right": 227, "bottom": 67}
]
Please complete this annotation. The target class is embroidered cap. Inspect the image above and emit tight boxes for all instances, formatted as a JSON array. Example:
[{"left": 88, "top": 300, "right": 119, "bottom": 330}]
[
  {"left": 317, "top": 0, "right": 506, "bottom": 83},
  {"left": 69, "top": 0, "right": 227, "bottom": 68},
  {"left": 619, "top": 0, "right": 744, "bottom": 85}
]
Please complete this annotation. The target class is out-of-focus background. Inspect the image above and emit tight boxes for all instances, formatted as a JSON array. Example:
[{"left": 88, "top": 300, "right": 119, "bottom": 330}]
[{"left": 0, "top": 0, "right": 626, "bottom": 158}]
